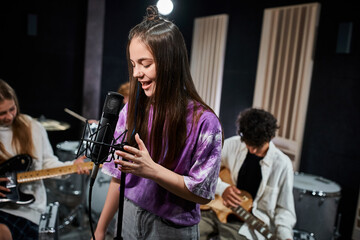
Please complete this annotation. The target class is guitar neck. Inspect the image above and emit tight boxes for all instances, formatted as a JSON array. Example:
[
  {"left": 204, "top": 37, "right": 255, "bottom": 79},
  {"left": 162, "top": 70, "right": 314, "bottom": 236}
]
[
  {"left": 231, "top": 206, "right": 277, "bottom": 240},
  {"left": 17, "top": 162, "right": 95, "bottom": 183}
]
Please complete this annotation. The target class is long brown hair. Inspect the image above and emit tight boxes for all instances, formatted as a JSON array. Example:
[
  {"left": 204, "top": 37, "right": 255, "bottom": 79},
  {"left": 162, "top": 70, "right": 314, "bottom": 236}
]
[
  {"left": 0, "top": 79, "right": 35, "bottom": 162},
  {"left": 126, "top": 6, "right": 216, "bottom": 169}
]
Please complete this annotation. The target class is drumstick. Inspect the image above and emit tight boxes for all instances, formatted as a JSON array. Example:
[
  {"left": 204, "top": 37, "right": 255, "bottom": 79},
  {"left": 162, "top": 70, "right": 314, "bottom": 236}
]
[{"left": 64, "top": 108, "right": 87, "bottom": 122}]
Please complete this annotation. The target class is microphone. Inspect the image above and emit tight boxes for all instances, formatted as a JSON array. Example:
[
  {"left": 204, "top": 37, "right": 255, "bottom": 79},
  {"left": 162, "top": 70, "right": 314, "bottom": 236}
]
[
  {"left": 88, "top": 91, "right": 124, "bottom": 181},
  {"left": 91, "top": 91, "right": 124, "bottom": 164},
  {"left": 75, "top": 91, "right": 127, "bottom": 168}
]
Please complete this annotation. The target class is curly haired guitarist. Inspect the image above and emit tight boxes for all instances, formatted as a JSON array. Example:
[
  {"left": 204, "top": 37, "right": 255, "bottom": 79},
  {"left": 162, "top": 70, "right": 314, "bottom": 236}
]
[{"left": 200, "top": 108, "right": 296, "bottom": 240}]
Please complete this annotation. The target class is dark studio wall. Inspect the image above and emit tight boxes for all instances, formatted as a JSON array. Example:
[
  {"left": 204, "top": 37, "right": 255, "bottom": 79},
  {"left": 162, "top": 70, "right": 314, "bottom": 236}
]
[
  {"left": 0, "top": 1, "right": 87, "bottom": 147},
  {"left": 0, "top": 0, "right": 359, "bottom": 239},
  {"left": 300, "top": 2, "right": 360, "bottom": 239}
]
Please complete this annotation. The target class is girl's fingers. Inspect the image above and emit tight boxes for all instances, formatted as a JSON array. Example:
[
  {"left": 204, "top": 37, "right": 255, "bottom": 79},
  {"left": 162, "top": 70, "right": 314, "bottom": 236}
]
[{"left": 134, "top": 133, "right": 145, "bottom": 151}]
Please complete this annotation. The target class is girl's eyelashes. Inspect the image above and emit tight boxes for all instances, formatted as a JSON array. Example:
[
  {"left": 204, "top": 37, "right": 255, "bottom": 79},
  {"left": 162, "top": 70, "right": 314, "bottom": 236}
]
[{"left": 130, "top": 59, "right": 153, "bottom": 68}]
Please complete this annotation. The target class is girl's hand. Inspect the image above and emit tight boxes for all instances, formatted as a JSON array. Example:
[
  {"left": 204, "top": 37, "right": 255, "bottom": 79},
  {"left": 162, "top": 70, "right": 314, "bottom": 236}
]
[
  {"left": 114, "top": 133, "right": 158, "bottom": 179},
  {"left": 0, "top": 177, "right": 10, "bottom": 197}
]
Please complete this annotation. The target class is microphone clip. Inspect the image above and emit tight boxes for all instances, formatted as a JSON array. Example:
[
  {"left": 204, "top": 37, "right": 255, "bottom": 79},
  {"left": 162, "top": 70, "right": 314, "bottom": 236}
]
[{"left": 76, "top": 120, "right": 128, "bottom": 165}]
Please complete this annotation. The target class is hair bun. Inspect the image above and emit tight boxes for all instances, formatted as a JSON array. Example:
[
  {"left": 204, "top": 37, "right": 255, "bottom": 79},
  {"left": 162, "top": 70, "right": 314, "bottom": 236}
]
[{"left": 146, "top": 5, "right": 160, "bottom": 21}]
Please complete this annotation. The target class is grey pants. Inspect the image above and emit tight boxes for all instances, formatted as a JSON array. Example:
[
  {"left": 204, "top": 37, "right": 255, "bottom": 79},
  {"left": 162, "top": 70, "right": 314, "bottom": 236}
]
[
  {"left": 121, "top": 198, "right": 199, "bottom": 240},
  {"left": 199, "top": 210, "right": 247, "bottom": 240}
]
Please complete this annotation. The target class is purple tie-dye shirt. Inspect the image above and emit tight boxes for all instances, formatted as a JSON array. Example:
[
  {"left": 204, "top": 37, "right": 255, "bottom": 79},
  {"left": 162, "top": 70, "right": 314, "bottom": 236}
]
[{"left": 102, "top": 101, "right": 222, "bottom": 226}]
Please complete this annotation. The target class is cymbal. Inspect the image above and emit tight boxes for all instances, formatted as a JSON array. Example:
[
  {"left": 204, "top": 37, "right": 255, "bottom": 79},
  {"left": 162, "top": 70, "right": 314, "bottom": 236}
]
[{"left": 37, "top": 116, "right": 70, "bottom": 131}]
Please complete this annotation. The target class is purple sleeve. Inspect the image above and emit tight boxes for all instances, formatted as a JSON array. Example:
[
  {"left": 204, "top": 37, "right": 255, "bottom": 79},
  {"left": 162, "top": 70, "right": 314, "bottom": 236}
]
[{"left": 184, "top": 112, "right": 222, "bottom": 199}]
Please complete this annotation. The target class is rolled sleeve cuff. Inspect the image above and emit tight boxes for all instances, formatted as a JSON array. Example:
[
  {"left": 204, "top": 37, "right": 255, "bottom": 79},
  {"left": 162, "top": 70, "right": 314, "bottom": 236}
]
[
  {"left": 216, "top": 179, "right": 230, "bottom": 197},
  {"left": 277, "top": 225, "right": 293, "bottom": 240}
]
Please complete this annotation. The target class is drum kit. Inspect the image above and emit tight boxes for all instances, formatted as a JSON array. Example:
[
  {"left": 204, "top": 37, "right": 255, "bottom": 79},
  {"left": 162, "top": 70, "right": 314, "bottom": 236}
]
[
  {"left": 40, "top": 109, "right": 116, "bottom": 234},
  {"left": 293, "top": 172, "right": 342, "bottom": 240}
]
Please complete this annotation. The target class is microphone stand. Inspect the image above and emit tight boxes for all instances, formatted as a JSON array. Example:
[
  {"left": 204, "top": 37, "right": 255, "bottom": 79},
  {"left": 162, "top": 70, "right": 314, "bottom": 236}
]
[
  {"left": 114, "top": 171, "right": 126, "bottom": 240},
  {"left": 114, "top": 83, "right": 139, "bottom": 239},
  {"left": 113, "top": 134, "right": 128, "bottom": 240}
]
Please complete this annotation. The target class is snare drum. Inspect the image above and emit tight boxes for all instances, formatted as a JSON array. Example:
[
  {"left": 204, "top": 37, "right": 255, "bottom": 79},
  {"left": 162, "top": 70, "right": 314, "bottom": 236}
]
[{"left": 293, "top": 172, "right": 341, "bottom": 240}]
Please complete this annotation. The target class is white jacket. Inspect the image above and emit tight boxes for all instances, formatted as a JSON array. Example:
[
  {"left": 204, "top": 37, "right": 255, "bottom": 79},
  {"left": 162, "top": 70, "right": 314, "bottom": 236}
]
[
  {"left": 216, "top": 136, "right": 296, "bottom": 240},
  {"left": 0, "top": 115, "right": 74, "bottom": 224}
]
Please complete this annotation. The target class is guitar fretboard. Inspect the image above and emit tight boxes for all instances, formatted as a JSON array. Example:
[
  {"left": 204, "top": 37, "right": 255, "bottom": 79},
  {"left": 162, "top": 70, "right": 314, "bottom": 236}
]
[
  {"left": 232, "top": 206, "right": 277, "bottom": 240},
  {"left": 17, "top": 162, "right": 94, "bottom": 183}
]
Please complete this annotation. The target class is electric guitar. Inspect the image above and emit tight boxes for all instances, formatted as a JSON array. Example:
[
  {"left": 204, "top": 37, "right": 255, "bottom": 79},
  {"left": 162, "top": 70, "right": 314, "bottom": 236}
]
[
  {"left": 0, "top": 154, "right": 95, "bottom": 205},
  {"left": 201, "top": 167, "right": 278, "bottom": 240}
]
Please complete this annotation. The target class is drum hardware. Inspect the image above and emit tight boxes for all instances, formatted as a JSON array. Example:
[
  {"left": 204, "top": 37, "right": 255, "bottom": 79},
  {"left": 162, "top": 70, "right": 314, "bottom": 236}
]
[
  {"left": 57, "top": 203, "right": 86, "bottom": 231},
  {"left": 293, "top": 229, "right": 316, "bottom": 240},
  {"left": 333, "top": 213, "right": 342, "bottom": 239},
  {"left": 39, "top": 202, "right": 59, "bottom": 240}
]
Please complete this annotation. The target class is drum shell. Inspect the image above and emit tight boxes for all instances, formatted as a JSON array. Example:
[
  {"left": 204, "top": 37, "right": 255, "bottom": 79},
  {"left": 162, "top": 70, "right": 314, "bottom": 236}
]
[{"left": 293, "top": 173, "right": 341, "bottom": 240}]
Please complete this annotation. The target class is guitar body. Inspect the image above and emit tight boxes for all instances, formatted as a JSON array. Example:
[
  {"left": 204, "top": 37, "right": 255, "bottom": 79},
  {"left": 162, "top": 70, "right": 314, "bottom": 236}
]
[
  {"left": 201, "top": 190, "right": 253, "bottom": 223},
  {"left": 1, "top": 155, "right": 95, "bottom": 206},
  {"left": 202, "top": 167, "right": 278, "bottom": 240},
  {"left": 0, "top": 154, "right": 35, "bottom": 205}
]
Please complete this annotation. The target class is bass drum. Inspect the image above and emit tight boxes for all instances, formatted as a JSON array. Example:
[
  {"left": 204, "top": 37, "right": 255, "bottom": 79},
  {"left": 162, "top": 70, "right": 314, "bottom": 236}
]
[{"left": 293, "top": 172, "right": 341, "bottom": 240}]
